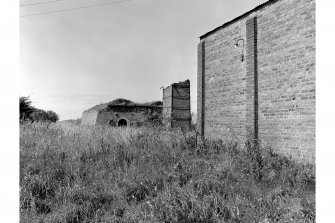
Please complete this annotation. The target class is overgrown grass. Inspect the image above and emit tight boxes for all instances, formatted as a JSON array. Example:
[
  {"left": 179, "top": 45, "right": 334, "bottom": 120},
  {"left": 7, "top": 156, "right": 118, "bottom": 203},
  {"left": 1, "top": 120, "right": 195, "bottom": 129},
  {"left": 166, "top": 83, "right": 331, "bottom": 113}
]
[{"left": 20, "top": 122, "right": 315, "bottom": 223}]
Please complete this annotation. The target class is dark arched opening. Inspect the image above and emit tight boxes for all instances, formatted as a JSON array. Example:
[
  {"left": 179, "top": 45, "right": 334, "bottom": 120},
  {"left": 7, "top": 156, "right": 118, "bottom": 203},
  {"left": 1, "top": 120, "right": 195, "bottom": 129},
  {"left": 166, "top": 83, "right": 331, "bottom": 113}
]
[{"left": 117, "top": 119, "right": 127, "bottom": 127}]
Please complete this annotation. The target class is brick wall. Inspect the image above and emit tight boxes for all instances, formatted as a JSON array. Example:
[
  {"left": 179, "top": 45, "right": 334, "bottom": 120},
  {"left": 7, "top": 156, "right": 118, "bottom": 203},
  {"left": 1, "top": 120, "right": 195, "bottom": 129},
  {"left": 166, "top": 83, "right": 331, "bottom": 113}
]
[
  {"left": 198, "top": 17, "right": 248, "bottom": 143},
  {"left": 81, "top": 110, "right": 98, "bottom": 126},
  {"left": 82, "top": 106, "right": 162, "bottom": 127},
  {"left": 95, "top": 111, "right": 118, "bottom": 126},
  {"left": 198, "top": 0, "right": 315, "bottom": 162},
  {"left": 163, "top": 81, "right": 191, "bottom": 131},
  {"left": 163, "top": 85, "right": 173, "bottom": 128},
  {"left": 197, "top": 42, "right": 205, "bottom": 137}
]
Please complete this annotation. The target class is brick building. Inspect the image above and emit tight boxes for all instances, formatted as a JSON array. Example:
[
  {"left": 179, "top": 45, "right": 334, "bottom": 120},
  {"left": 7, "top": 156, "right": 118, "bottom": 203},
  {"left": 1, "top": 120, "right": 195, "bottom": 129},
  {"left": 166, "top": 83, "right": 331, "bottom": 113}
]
[
  {"left": 81, "top": 98, "right": 162, "bottom": 127},
  {"left": 197, "top": 0, "right": 315, "bottom": 162}
]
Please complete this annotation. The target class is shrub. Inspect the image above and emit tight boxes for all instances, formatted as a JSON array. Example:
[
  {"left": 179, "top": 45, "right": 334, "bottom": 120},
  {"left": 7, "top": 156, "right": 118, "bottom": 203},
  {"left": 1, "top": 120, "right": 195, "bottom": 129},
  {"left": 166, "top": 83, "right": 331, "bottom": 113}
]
[
  {"left": 20, "top": 96, "right": 60, "bottom": 122},
  {"left": 143, "top": 112, "right": 163, "bottom": 127},
  {"left": 31, "top": 109, "right": 59, "bottom": 123}
]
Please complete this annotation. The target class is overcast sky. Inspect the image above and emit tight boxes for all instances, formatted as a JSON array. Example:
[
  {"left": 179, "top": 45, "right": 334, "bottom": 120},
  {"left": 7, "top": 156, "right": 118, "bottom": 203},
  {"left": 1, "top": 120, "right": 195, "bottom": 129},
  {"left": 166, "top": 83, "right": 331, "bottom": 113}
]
[{"left": 20, "top": 0, "right": 267, "bottom": 120}]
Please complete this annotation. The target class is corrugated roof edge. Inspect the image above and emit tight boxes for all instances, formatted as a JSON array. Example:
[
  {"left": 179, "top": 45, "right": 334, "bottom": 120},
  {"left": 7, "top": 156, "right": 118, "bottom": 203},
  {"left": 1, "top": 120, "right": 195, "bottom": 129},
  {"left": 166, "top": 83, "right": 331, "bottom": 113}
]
[{"left": 199, "top": 0, "right": 279, "bottom": 39}]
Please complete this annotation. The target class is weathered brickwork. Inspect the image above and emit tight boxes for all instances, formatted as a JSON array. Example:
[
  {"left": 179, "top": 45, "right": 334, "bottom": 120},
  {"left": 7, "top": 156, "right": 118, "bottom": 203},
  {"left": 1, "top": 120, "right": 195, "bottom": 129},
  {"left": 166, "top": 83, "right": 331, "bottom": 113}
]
[
  {"left": 197, "top": 0, "right": 315, "bottom": 162},
  {"left": 197, "top": 42, "right": 205, "bottom": 137},
  {"left": 198, "top": 18, "right": 248, "bottom": 142},
  {"left": 246, "top": 17, "right": 259, "bottom": 140},
  {"left": 94, "top": 107, "right": 162, "bottom": 126},
  {"left": 82, "top": 102, "right": 162, "bottom": 127},
  {"left": 81, "top": 110, "right": 98, "bottom": 126},
  {"left": 163, "top": 80, "right": 191, "bottom": 131}
]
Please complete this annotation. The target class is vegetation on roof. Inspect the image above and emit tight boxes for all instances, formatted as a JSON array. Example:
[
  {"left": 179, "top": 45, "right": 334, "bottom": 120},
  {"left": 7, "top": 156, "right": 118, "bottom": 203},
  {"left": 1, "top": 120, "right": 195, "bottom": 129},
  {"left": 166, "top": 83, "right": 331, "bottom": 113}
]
[{"left": 83, "top": 98, "right": 162, "bottom": 113}]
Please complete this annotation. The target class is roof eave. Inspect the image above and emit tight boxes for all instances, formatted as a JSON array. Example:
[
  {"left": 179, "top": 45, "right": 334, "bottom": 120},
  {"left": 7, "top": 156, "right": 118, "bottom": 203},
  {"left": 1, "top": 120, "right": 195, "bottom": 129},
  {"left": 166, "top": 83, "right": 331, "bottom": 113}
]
[{"left": 199, "top": 0, "right": 279, "bottom": 40}]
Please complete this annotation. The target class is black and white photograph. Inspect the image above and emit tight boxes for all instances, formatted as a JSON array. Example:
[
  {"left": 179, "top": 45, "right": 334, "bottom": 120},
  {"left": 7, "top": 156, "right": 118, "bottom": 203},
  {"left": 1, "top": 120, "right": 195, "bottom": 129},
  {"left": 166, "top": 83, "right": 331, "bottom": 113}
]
[{"left": 4, "top": 0, "right": 334, "bottom": 222}]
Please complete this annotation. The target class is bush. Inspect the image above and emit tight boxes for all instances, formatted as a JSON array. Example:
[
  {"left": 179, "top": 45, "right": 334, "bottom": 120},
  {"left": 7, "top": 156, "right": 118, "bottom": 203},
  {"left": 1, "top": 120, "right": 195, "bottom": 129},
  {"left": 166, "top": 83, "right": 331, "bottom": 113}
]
[
  {"left": 19, "top": 96, "right": 59, "bottom": 122},
  {"left": 31, "top": 109, "right": 59, "bottom": 123},
  {"left": 143, "top": 112, "right": 163, "bottom": 127}
]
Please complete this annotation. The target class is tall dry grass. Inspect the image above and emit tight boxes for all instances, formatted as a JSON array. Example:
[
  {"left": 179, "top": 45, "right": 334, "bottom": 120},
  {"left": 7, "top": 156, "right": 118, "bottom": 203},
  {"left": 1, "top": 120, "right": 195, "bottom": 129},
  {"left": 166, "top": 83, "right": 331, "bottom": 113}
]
[{"left": 20, "top": 122, "right": 315, "bottom": 223}]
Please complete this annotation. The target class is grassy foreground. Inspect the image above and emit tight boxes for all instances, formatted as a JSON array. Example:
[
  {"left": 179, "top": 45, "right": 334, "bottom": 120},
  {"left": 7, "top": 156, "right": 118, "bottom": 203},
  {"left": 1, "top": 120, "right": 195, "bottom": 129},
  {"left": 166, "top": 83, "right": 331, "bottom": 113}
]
[{"left": 20, "top": 122, "right": 315, "bottom": 223}]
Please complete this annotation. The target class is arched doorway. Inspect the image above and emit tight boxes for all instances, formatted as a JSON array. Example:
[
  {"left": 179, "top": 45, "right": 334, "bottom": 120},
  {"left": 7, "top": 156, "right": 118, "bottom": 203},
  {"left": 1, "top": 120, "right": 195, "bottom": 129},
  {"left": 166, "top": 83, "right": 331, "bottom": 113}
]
[{"left": 117, "top": 118, "right": 128, "bottom": 127}]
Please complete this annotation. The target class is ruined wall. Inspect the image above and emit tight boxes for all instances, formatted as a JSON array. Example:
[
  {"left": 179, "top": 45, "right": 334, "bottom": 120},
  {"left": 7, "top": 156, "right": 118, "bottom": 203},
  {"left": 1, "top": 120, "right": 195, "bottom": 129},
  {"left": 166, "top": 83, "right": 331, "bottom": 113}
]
[
  {"left": 95, "top": 111, "right": 118, "bottom": 126},
  {"left": 82, "top": 105, "right": 162, "bottom": 127},
  {"left": 163, "top": 86, "right": 173, "bottom": 127},
  {"left": 81, "top": 110, "right": 98, "bottom": 126},
  {"left": 198, "top": 0, "right": 315, "bottom": 162},
  {"left": 96, "top": 106, "right": 162, "bottom": 127},
  {"left": 163, "top": 81, "right": 191, "bottom": 131}
]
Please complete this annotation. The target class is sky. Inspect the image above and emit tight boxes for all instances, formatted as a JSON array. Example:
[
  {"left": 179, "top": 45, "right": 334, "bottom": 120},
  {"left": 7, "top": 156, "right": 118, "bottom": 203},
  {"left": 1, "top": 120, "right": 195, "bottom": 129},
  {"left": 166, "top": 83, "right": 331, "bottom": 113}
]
[{"left": 20, "top": 0, "right": 268, "bottom": 120}]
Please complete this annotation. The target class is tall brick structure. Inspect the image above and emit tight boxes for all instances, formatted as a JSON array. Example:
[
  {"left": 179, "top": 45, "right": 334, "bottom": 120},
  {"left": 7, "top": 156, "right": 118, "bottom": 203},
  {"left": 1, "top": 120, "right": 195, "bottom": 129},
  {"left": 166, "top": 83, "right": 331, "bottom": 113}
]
[
  {"left": 197, "top": 0, "right": 315, "bottom": 162},
  {"left": 163, "top": 80, "right": 191, "bottom": 131}
]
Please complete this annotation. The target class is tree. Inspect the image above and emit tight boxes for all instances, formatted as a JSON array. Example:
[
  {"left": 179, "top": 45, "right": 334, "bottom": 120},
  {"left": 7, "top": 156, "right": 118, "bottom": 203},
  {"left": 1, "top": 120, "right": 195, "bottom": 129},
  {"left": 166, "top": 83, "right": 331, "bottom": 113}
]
[
  {"left": 19, "top": 96, "right": 60, "bottom": 122},
  {"left": 30, "top": 109, "right": 48, "bottom": 122},
  {"left": 20, "top": 96, "right": 35, "bottom": 120}
]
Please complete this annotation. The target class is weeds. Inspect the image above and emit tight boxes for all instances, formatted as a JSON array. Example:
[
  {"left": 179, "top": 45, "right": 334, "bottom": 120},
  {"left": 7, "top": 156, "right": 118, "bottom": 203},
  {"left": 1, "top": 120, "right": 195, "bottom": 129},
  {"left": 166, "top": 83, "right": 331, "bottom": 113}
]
[{"left": 20, "top": 122, "right": 315, "bottom": 223}]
